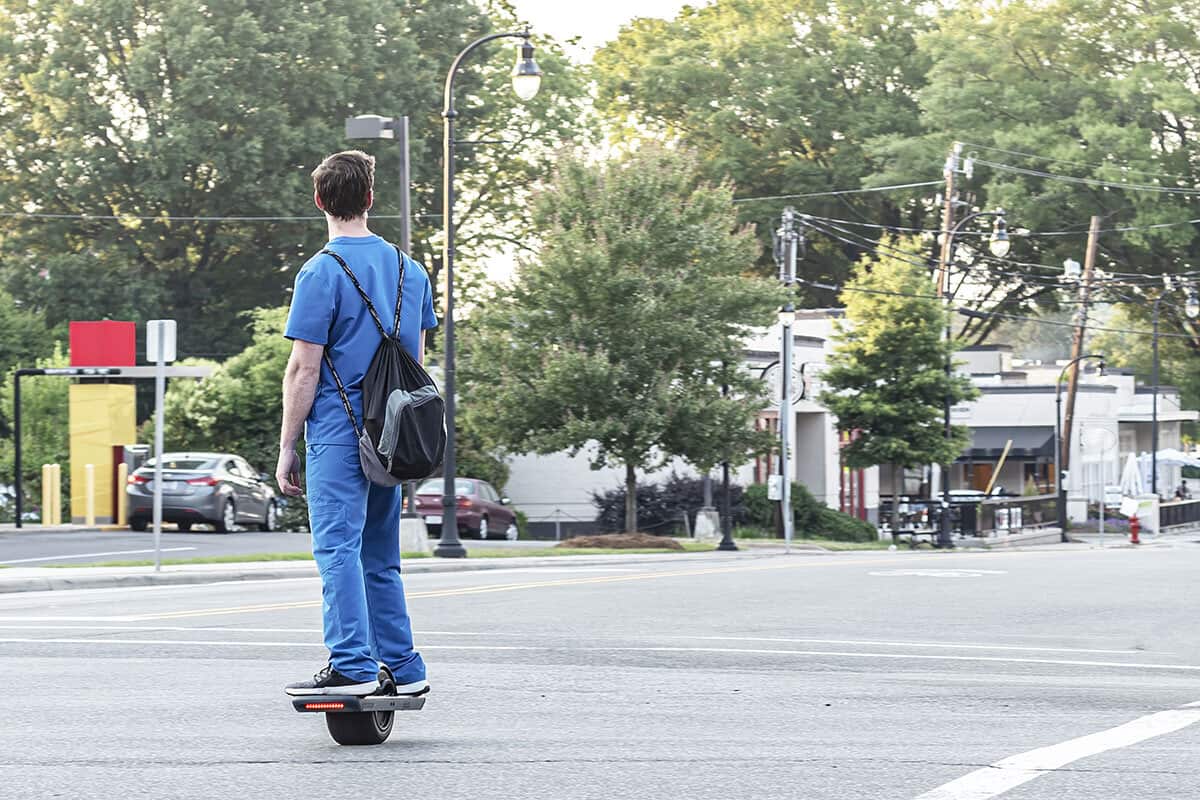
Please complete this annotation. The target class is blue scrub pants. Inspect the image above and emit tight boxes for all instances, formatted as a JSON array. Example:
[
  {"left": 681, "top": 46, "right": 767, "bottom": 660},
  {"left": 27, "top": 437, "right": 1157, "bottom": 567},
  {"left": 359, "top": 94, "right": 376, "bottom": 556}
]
[{"left": 305, "top": 443, "right": 426, "bottom": 684}]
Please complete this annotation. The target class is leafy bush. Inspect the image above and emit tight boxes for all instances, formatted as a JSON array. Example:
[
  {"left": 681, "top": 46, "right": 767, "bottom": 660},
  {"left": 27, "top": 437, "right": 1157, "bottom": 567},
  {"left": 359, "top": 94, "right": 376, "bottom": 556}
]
[
  {"left": 276, "top": 496, "right": 310, "bottom": 532},
  {"left": 743, "top": 482, "right": 877, "bottom": 542},
  {"left": 592, "top": 471, "right": 749, "bottom": 534}
]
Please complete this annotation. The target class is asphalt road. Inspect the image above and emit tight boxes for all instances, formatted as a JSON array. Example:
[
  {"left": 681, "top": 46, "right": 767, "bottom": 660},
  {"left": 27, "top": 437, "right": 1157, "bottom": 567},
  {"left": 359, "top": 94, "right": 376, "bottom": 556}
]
[
  {"left": 1, "top": 544, "right": 1198, "bottom": 799},
  {"left": 0, "top": 528, "right": 545, "bottom": 566}
]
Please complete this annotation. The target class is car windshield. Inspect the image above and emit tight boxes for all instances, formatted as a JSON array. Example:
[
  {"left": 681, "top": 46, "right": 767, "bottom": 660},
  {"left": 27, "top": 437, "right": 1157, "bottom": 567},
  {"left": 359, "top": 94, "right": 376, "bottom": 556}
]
[
  {"left": 141, "top": 458, "right": 214, "bottom": 471},
  {"left": 417, "top": 479, "right": 474, "bottom": 495}
]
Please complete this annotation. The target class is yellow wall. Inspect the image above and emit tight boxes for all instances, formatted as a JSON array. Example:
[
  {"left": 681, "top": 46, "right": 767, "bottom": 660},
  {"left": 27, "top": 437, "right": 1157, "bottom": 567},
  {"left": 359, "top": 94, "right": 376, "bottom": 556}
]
[{"left": 69, "top": 383, "right": 136, "bottom": 524}]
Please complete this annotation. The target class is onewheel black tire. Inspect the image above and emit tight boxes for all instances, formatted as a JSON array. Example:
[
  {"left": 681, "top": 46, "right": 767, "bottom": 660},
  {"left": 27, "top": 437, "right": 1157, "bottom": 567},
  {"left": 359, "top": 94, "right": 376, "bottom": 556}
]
[
  {"left": 177, "top": 521, "right": 192, "bottom": 532},
  {"left": 325, "top": 710, "right": 393, "bottom": 745},
  {"left": 130, "top": 518, "right": 148, "bottom": 532}
]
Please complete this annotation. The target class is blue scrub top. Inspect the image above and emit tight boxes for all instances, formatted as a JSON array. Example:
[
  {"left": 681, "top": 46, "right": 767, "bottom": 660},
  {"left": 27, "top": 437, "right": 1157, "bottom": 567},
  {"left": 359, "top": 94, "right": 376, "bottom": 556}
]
[{"left": 285, "top": 234, "right": 438, "bottom": 446}]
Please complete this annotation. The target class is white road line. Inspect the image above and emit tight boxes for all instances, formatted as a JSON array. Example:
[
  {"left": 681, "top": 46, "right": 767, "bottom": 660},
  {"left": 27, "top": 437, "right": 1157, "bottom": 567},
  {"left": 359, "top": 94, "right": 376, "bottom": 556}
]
[
  {"left": 673, "top": 636, "right": 1153, "bottom": 656},
  {"left": 0, "top": 637, "right": 540, "bottom": 650},
  {"left": 0, "top": 547, "right": 197, "bottom": 565},
  {"left": 0, "top": 637, "right": 1198, "bottom": 673},
  {"left": 0, "top": 626, "right": 1152, "bottom": 656},
  {"left": 913, "top": 702, "right": 1200, "bottom": 800}
]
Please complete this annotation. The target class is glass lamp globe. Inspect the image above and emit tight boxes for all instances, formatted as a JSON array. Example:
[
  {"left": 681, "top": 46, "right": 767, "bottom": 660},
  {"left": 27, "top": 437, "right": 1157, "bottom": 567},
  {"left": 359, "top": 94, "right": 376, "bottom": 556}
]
[{"left": 512, "top": 40, "right": 542, "bottom": 101}]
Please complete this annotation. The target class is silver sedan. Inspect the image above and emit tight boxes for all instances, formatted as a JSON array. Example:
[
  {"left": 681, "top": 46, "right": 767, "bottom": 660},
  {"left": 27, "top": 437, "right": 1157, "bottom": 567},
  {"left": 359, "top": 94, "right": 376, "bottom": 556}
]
[{"left": 126, "top": 452, "right": 278, "bottom": 533}]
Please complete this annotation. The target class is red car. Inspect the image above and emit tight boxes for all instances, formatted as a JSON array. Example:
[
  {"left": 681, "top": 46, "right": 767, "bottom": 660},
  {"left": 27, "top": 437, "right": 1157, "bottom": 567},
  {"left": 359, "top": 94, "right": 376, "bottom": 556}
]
[{"left": 415, "top": 478, "right": 518, "bottom": 540}]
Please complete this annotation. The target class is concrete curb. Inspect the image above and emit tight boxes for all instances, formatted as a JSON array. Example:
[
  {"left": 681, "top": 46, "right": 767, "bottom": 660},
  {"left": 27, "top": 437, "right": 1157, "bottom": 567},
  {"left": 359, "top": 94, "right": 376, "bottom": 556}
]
[{"left": 0, "top": 550, "right": 794, "bottom": 595}]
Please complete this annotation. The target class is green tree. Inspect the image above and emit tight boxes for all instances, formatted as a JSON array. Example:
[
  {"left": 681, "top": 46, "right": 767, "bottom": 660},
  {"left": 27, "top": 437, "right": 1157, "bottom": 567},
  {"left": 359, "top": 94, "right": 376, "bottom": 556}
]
[
  {"left": 876, "top": 0, "right": 1200, "bottom": 343},
  {"left": 819, "top": 237, "right": 978, "bottom": 534},
  {"left": 594, "top": 0, "right": 936, "bottom": 294},
  {"left": 0, "top": 0, "right": 585, "bottom": 358},
  {"left": 0, "top": 344, "right": 70, "bottom": 522},
  {"left": 154, "top": 308, "right": 290, "bottom": 476},
  {"left": 461, "top": 145, "right": 780, "bottom": 533},
  {"left": 0, "top": 286, "right": 53, "bottom": 403}
]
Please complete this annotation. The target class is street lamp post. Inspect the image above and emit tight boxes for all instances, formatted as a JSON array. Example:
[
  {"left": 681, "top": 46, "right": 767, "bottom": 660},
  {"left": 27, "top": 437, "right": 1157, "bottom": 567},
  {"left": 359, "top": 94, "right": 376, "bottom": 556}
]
[
  {"left": 1056, "top": 353, "right": 1105, "bottom": 540},
  {"left": 435, "top": 29, "right": 542, "bottom": 558},
  {"left": 717, "top": 367, "right": 737, "bottom": 552},
  {"left": 936, "top": 208, "right": 1011, "bottom": 549}
]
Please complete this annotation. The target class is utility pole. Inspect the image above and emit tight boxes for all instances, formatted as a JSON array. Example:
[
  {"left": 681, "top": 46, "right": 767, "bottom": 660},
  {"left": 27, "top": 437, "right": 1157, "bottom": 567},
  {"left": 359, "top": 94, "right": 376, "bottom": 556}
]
[
  {"left": 774, "top": 208, "right": 801, "bottom": 551},
  {"left": 935, "top": 142, "right": 963, "bottom": 299},
  {"left": 1062, "top": 216, "right": 1101, "bottom": 488},
  {"left": 933, "top": 142, "right": 967, "bottom": 548}
]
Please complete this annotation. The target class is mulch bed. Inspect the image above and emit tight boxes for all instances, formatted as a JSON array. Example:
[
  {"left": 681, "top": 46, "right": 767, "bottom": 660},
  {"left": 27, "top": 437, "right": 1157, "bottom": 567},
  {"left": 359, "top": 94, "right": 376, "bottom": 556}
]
[{"left": 557, "top": 532, "right": 684, "bottom": 550}]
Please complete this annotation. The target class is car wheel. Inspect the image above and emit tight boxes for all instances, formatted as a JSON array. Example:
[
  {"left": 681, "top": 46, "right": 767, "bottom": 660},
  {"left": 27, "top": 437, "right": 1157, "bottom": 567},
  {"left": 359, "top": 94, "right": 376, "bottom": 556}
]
[
  {"left": 259, "top": 502, "right": 278, "bottom": 532},
  {"left": 214, "top": 499, "right": 236, "bottom": 533},
  {"left": 477, "top": 515, "right": 489, "bottom": 540},
  {"left": 130, "top": 518, "right": 148, "bottom": 532},
  {"left": 177, "top": 521, "right": 192, "bottom": 532},
  {"left": 505, "top": 522, "right": 518, "bottom": 541}
]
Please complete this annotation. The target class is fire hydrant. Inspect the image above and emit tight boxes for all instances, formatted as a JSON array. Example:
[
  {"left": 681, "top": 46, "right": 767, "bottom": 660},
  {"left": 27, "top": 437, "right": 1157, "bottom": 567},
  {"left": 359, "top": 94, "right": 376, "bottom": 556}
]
[{"left": 1129, "top": 514, "right": 1140, "bottom": 545}]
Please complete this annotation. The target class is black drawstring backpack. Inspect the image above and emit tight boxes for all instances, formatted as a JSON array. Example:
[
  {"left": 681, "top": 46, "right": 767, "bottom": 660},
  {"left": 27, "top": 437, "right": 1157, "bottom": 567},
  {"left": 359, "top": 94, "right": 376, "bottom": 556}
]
[{"left": 320, "top": 247, "right": 446, "bottom": 486}]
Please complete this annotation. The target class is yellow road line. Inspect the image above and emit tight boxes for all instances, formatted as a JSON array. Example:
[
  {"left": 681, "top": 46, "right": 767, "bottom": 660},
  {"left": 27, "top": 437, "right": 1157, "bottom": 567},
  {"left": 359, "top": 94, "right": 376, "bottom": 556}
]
[
  {"left": 129, "top": 558, "right": 858, "bottom": 620},
  {"left": 126, "top": 547, "right": 1098, "bottom": 621}
]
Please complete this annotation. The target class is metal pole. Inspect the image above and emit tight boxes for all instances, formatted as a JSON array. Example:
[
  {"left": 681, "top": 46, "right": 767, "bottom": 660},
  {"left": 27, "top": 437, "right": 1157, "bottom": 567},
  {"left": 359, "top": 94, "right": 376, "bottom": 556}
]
[
  {"left": 153, "top": 331, "right": 165, "bottom": 571},
  {"left": 1056, "top": 382, "right": 1068, "bottom": 539},
  {"left": 13, "top": 371, "right": 21, "bottom": 528},
  {"left": 939, "top": 346, "right": 954, "bottom": 548},
  {"left": 397, "top": 116, "right": 412, "bottom": 254},
  {"left": 396, "top": 115, "right": 419, "bottom": 519},
  {"left": 717, "top": 374, "right": 737, "bottom": 551},
  {"left": 1151, "top": 298, "right": 1160, "bottom": 498},
  {"left": 436, "top": 85, "right": 466, "bottom": 558},
  {"left": 433, "top": 33, "right": 523, "bottom": 557},
  {"left": 781, "top": 308, "right": 793, "bottom": 552}
]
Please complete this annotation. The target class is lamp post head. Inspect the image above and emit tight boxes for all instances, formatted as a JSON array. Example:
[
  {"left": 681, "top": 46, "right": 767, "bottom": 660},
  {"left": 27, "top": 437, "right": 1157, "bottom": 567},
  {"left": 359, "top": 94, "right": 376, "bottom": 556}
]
[
  {"left": 988, "top": 209, "right": 1010, "bottom": 258},
  {"left": 345, "top": 114, "right": 395, "bottom": 140},
  {"left": 512, "top": 37, "right": 542, "bottom": 101}
]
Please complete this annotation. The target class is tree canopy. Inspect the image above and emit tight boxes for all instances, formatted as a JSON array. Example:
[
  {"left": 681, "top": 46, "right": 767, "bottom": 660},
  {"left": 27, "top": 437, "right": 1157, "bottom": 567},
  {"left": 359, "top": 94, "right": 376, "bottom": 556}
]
[
  {"left": 595, "top": 0, "right": 1200, "bottom": 362},
  {"left": 0, "top": 0, "right": 586, "bottom": 358},
  {"left": 460, "top": 145, "right": 779, "bottom": 531}
]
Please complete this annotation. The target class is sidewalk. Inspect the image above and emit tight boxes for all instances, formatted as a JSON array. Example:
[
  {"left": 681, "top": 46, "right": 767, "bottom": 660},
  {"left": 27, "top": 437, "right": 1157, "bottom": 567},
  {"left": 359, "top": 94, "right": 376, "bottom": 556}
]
[{"left": 0, "top": 548, "right": 794, "bottom": 594}]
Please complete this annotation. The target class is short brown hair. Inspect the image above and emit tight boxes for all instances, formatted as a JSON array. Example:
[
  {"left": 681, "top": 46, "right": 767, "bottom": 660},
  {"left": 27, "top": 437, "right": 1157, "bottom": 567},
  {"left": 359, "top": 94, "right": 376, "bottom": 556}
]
[{"left": 312, "top": 150, "right": 375, "bottom": 220}]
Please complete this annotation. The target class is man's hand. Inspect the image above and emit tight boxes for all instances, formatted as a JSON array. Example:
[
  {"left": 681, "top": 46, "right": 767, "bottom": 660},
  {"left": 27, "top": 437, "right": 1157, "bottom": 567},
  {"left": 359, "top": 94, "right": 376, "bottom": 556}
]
[{"left": 276, "top": 447, "right": 303, "bottom": 497}]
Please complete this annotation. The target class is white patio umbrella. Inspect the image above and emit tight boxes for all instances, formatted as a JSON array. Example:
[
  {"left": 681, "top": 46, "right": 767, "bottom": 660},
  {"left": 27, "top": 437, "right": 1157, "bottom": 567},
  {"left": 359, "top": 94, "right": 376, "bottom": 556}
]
[
  {"left": 1151, "top": 448, "right": 1200, "bottom": 468},
  {"left": 1120, "top": 453, "right": 1145, "bottom": 496}
]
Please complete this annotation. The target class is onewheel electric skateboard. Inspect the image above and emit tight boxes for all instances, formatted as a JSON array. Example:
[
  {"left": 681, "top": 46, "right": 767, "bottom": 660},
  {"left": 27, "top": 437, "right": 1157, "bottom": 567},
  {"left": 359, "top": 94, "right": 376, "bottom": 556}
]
[{"left": 291, "top": 666, "right": 427, "bottom": 745}]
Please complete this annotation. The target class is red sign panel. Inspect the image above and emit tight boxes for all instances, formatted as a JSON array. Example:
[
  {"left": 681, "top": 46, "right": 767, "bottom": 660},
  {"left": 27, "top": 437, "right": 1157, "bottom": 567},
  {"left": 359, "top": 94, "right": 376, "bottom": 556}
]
[{"left": 69, "top": 321, "right": 136, "bottom": 367}]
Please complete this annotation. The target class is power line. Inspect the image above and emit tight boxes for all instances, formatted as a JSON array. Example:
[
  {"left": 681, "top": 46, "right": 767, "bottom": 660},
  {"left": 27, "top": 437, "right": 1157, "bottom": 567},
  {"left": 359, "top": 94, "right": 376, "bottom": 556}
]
[
  {"left": 975, "top": 158, "right": 1200, "bottom": 197},
  {"left": 797, "top": 209, "right": 1200, "bottom": 239},
  {"left": 732, "top": 180, "right": 942, "bottom": 204},
  {"left": 959, "top": 141, "right": 1199, "bottom": 182}
]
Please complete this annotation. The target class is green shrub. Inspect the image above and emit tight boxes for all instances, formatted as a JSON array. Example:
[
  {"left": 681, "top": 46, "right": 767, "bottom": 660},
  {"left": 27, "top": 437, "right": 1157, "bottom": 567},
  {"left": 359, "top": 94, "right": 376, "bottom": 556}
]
[{"left": 743, "top": 482, "right": 877, "bottom": 542}]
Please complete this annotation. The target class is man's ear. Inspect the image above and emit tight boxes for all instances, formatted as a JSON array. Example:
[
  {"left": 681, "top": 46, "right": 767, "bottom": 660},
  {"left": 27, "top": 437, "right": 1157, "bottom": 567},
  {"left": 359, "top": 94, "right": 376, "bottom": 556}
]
[
  {"left": 313, "top": 190, "right": 324, "bottom": 212},
  {"left": 366, "top": 190, "right": 374, "bottom": 212}
]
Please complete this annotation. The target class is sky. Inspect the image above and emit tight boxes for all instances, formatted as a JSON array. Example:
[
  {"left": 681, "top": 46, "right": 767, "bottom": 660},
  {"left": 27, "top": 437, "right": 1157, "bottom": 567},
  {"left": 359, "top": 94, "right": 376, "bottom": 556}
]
[{"left": 507, "top": 0, "right": 699, "bottom": 56}]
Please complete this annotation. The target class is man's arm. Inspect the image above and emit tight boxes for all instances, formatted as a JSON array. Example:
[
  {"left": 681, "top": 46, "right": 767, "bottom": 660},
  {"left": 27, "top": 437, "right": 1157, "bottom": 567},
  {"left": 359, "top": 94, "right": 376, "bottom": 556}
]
[{"left": 276, "top": 340, "right": 324, "bottom": 496}]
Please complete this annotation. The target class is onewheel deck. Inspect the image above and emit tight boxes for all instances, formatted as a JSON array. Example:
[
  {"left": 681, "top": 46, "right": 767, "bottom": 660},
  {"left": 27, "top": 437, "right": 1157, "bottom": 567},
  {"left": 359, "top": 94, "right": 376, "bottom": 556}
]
[{"left": 292, "top": 694, "right": 427, "bottom": 713}]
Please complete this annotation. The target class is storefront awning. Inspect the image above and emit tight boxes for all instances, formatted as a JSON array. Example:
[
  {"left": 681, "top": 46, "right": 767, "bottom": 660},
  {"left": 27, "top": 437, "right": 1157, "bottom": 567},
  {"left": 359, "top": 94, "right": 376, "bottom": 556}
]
[{"left": 960, "top": 427, "right": 1055, "bottom": 461}]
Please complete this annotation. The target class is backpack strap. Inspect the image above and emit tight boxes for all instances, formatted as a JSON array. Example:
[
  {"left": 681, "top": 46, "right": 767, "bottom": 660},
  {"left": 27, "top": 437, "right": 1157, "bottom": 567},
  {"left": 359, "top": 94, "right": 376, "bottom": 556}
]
[{"left": 316, "top": 245, "right": 408, "bottom": 438}]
